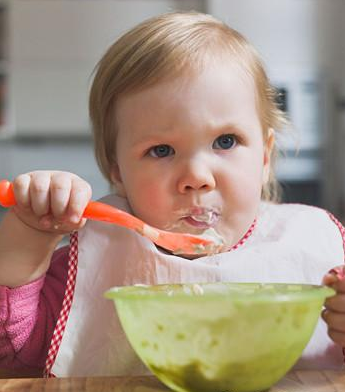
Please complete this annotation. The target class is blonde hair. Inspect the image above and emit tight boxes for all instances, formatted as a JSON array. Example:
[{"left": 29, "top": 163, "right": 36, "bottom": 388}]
[{"left": 89, "top": 11, "right": 287, "bottom": 201}]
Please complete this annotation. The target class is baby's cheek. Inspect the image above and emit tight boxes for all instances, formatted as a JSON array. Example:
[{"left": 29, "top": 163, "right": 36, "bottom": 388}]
[
  {"left": 237, "top": 181, "right": 262, "bottom": 208},
  {"left": 131, "top": 192, "right": 171, "bottom": 227}
]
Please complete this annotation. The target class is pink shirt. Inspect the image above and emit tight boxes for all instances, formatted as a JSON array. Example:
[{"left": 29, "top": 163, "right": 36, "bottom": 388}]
[{"left": 0, "top": 246, "right": 68, "bottom": 374}]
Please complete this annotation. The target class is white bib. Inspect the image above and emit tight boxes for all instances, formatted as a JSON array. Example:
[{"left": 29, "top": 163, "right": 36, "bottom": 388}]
[{"left": 48, "top": 195, "right": 345, "bottom": 376}]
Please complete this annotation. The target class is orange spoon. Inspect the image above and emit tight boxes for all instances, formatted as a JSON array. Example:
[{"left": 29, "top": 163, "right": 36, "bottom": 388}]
[{"left": 0, "top": 179, "right": 215, "bottom": 255}]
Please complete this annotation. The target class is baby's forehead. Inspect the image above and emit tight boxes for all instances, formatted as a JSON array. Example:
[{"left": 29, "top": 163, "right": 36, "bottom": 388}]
[
  {"left": 115, "top": 62, "right": 261, "bottom": 140},
  {"left": 127, "top": 52, "right": 257, "bottom": 98}
]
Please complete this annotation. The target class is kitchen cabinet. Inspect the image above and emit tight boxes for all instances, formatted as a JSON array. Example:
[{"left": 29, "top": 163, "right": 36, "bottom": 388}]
[
  {"left": 7, "top": 0, "right": 204, "bottom": 136},
  {"left": 207, "top": 0, "right": 345, "bottom": 213},
  {"left": 0, "top": 139, "right": 110, "bottom": 202},
  {"left": 0, "top": 0, "right": 12, "bottom": 137}
]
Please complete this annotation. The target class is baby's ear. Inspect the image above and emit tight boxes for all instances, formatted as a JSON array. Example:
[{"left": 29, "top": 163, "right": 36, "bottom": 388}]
[
  {"left": 262, "top": 128, "right": 275, "bottom": 184},
  {"left": 110, "top": 164, "right": 127, "bottom": 197}
]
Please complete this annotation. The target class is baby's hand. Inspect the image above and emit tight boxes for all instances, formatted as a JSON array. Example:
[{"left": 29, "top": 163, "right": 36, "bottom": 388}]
[
  {"left": 11, "top": 171, "right": 92, "bottom": 235},
  {"left": 322, "top": 266, "right": 345, "bottom": 346}
]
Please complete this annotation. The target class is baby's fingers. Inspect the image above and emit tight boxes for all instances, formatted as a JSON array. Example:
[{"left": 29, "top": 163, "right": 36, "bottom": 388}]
[
  {"left": 50, "top": 174, "right": 72, "bottom": 218},
  {"left": 326, "top": 328, "right": 345, "bottom": 347},
  {"left": 29, "top": 172, "right": 51, "bottom": 216},
  {"left": 66, "top": 177, "right": 92, "bottom": 224},
  {"left": 322, "top": 309, "right": 345, "bottom": 333},
  {"left": 324, "top": 293, "right": 345, "bottom": 312},
  {"left": 323, "top": 266, "right": 345, "bottom": 293},
  {"left": 12, "top": 174, "right": 31, "bottom": 209}
]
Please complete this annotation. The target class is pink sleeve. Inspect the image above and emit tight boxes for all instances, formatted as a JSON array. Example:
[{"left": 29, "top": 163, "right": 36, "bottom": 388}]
[{"left": 0, "top": 245, "right": 69, "bottom": 374}]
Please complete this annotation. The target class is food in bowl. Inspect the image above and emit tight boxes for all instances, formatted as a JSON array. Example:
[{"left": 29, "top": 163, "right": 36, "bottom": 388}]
[{"left": 105, "top": 282, "right": 334, "bottom": 392}]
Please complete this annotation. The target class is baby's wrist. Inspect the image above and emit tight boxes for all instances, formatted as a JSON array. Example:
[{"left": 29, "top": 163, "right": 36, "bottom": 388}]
[
  {"left": 1, "top": 209, "right": 63, "bottom": 245},
  {"left": 0, "top": 211, "right": 63, "bottom": 287}
]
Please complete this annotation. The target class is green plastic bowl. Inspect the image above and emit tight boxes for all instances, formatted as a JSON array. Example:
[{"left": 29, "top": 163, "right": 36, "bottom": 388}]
[{"left": 105, "top": 282, "right": 334, "bottom": 392}]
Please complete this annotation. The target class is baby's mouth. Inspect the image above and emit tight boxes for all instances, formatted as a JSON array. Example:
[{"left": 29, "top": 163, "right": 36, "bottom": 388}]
[{"left": 182, "top": 208, "right": 220, "bottom": 229}]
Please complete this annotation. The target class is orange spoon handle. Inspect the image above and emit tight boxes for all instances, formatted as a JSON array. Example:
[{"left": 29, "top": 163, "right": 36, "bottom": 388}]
[
  {"left": 83, "top": 201, "right": 144, "bottom": 231},
  {"left": 0, "top": 180, "right": 144, "bottom": 232},
  {"left": 0, "top": 180, "right": 15, "bottom": 207}
]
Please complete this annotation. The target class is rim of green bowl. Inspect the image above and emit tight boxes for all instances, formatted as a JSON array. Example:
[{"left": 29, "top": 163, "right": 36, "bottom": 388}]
[{"left": 104, "top": 282, "right": 335, "bottom": 303}]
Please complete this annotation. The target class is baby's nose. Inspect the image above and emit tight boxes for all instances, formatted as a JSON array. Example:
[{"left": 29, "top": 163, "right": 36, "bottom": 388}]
[{"left": 177, "top": 158, "right": 216, "bottom": 194}]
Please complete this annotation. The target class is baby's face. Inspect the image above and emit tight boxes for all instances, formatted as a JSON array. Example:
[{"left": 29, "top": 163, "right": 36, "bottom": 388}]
[{"left": 113, "top": 61, "right": 273, "bottom": 251}]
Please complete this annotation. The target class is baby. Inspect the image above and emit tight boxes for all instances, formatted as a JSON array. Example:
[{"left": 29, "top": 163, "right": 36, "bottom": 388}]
[{"left": 0, "top": 11, "right": 345, "bottom": 378}]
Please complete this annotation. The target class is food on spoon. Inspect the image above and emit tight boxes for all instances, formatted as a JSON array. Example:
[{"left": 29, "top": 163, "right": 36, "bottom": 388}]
[{"left": 172, "top": 228, "right": 225, "bottom": 256}]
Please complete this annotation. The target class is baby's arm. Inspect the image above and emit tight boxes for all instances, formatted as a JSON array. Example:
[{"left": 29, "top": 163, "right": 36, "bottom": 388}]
[
  {"left": 0, "top": 246, "right": 69, "bottom": 375},
  {"left": 322, "top": 267, "right": 345, "bottom": 346},
  {"left": 0, "top": 171, "right": 91, "bottom": 287}
]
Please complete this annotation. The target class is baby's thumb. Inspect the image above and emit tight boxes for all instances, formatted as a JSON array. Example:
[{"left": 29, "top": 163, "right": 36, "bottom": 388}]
[
  {"left": 322, "top": 272, "right": 338, "bottom": 286},
  {"left": 323, "top": 266, "right": 345, "bottom": 292}
]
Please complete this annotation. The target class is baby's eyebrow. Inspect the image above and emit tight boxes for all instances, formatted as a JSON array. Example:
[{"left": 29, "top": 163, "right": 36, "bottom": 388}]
[
  {"left": 206, "top": 122, "right": 245, "bottom": 134},
  {"left": 131, "top": 134, "right": 168, "bottom": 146}
]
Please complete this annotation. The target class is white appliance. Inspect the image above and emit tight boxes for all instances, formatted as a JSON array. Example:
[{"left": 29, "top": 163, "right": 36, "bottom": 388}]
[{"left": 268, "top": 68, "right": 332, "bottom": 208}]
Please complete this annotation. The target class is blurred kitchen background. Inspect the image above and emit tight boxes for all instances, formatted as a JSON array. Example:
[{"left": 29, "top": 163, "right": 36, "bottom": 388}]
[{"left": 0, "top": 0, "right": 345, "bottom": 221}]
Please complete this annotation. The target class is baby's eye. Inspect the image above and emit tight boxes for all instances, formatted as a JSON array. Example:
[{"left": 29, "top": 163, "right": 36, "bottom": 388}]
[
  {"left": 212, "top": 134, "right": 236, "bottom": 150},
  {"left": 148, "top": 144, "right": 175, "bottom": 158}
]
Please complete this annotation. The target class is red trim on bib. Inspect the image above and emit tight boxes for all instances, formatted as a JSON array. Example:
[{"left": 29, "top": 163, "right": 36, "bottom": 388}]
[
  {"left": 229, "top": 218, "right": 257, "bottom": 252},
  {"left": 43, "top": 232, "right": 79, "bottom": 378},
  {"left": 328, "top": 212, "right": 345, "bottom": 262}
]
